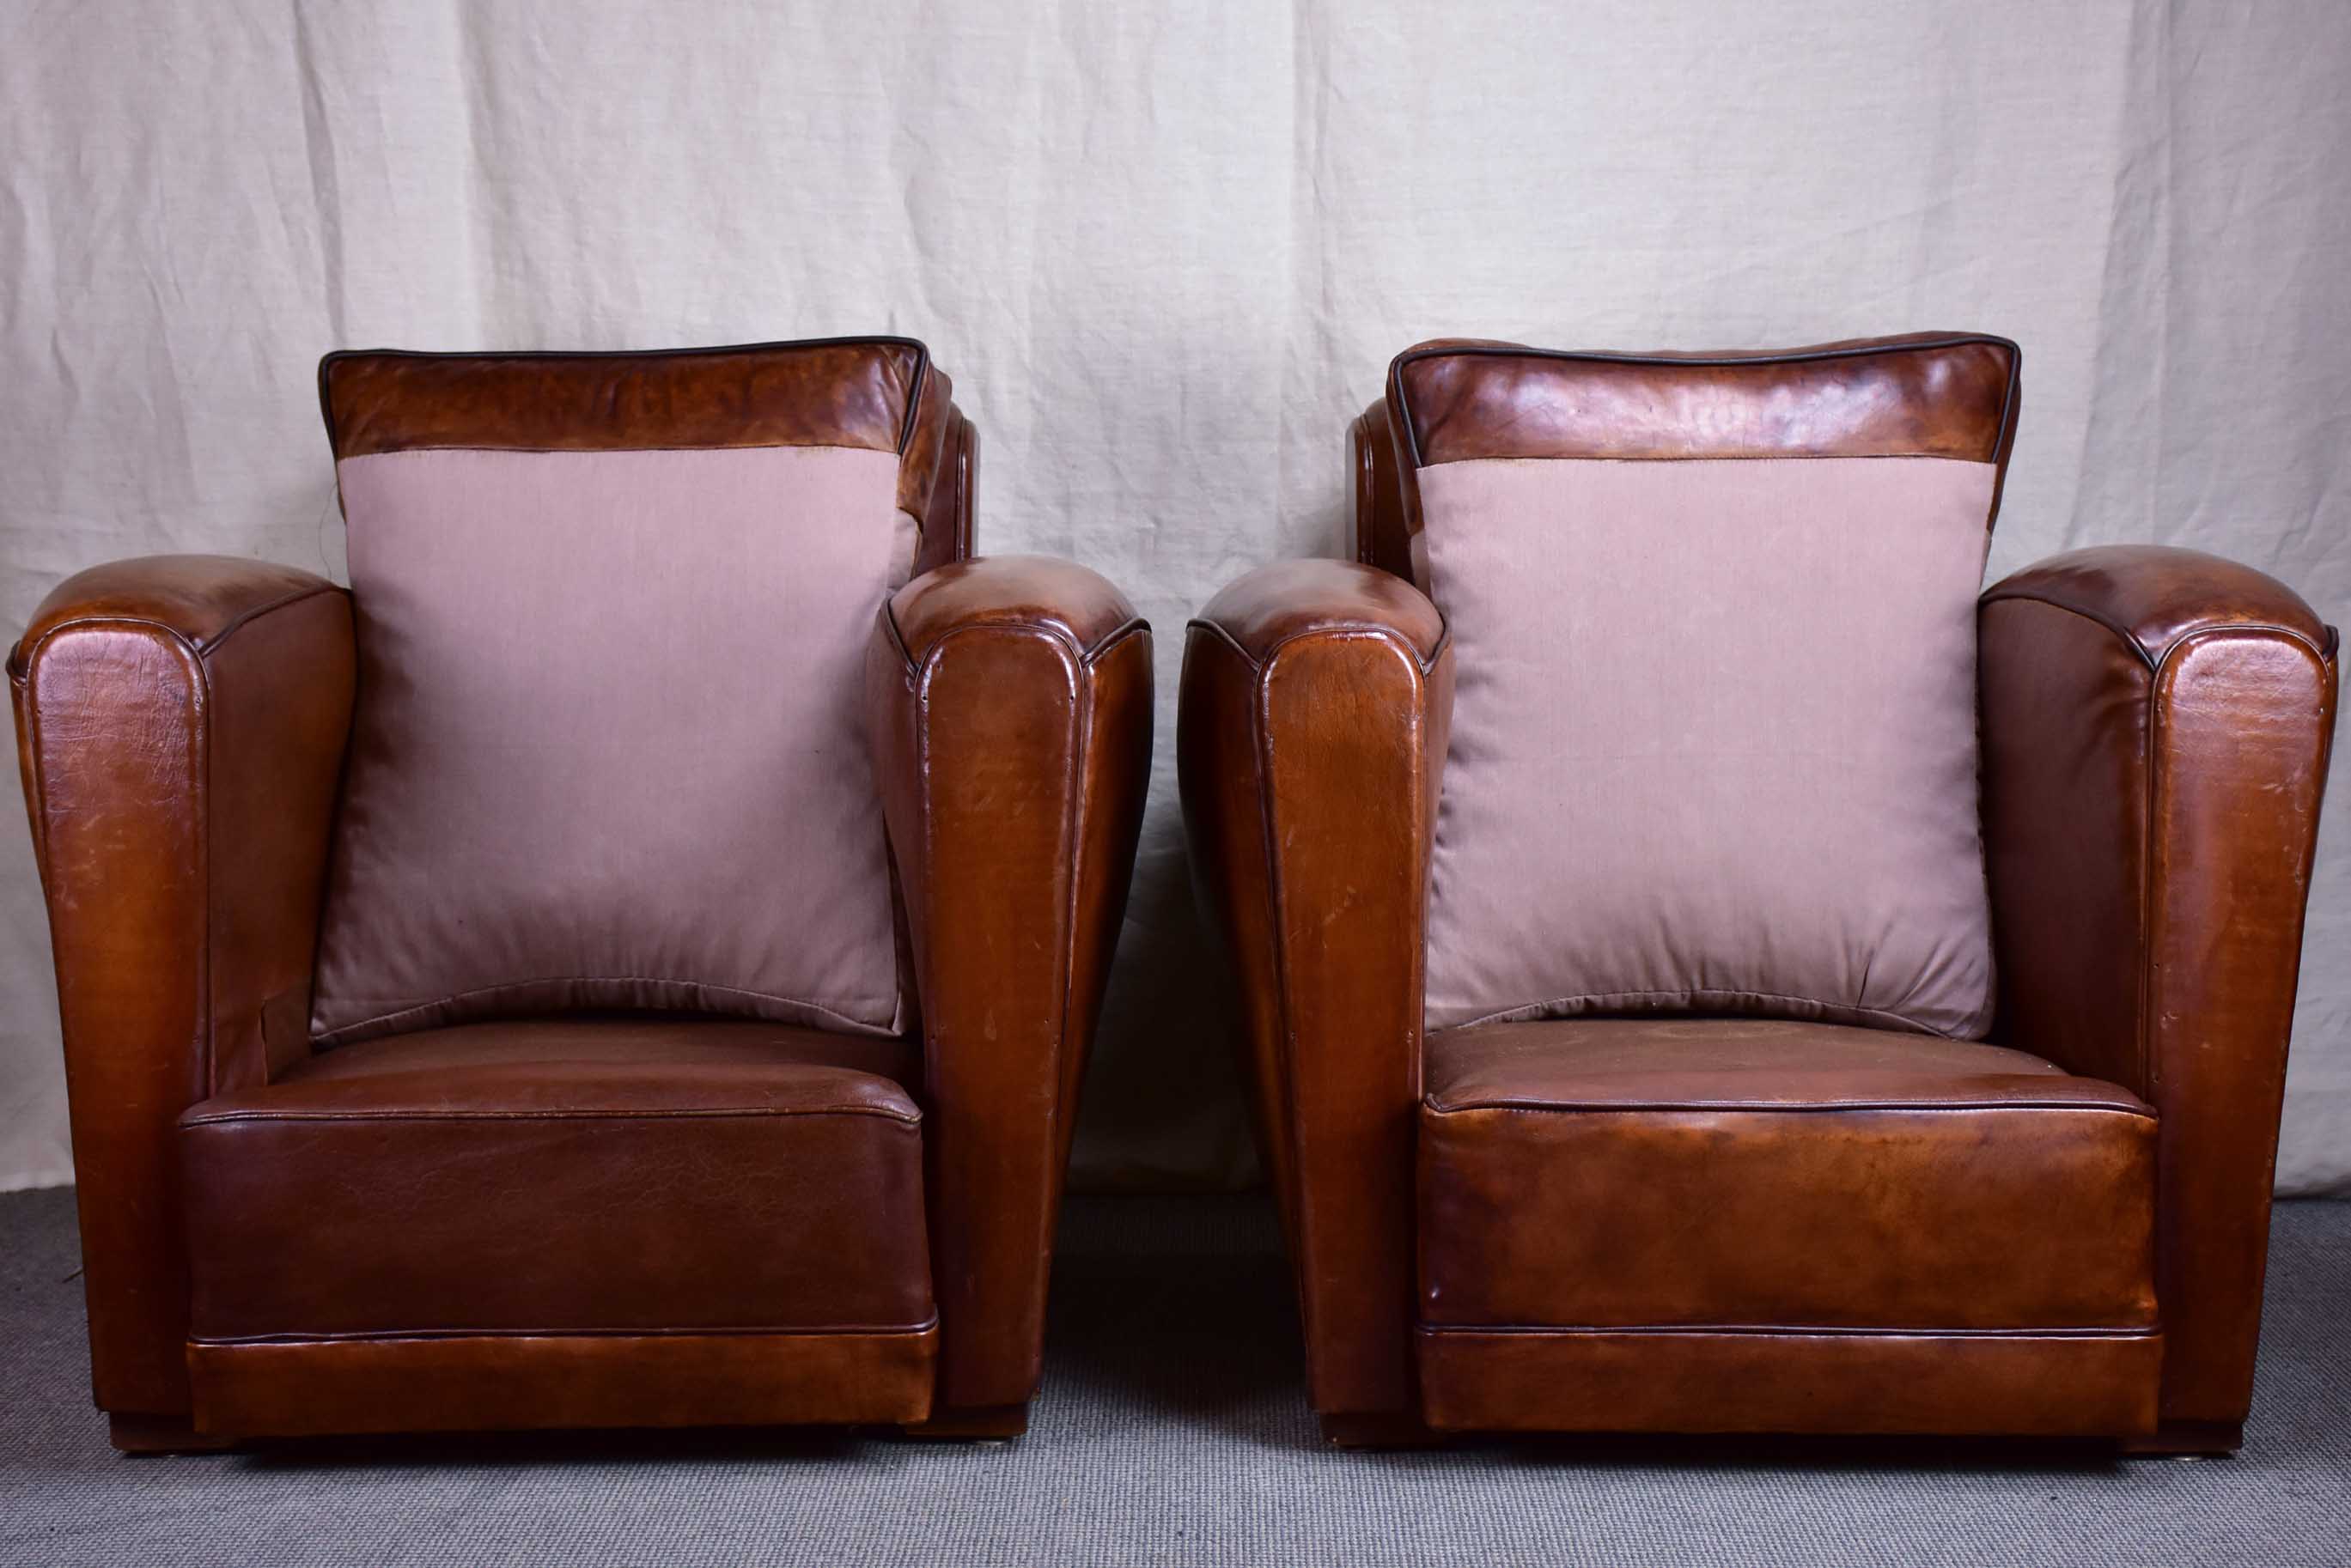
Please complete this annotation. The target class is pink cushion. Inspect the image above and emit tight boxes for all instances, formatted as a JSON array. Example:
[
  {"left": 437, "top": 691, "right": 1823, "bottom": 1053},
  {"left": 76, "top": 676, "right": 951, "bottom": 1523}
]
[
  {"left": 309, "top": 445, "right": 915, "bottom": 1045},
  {"left": 1420, "top": 454, "right": 1997, "bottom": 1038}
]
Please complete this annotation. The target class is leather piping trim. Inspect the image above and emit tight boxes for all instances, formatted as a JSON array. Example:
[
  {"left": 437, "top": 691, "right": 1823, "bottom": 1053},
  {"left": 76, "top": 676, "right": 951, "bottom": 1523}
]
[
  {"left": 1414, "top": 1323, "right": 2159, "bottom": 1340},
  {"left": 7, "top": 581, "right": 345, "bottom": 678},
  {"left": 1184, "top": 615, "right": 1451, "bottom": 679},
  {"left": 1422, "top": 1097, "right": 2156, "bottom": 1118},
  {"left": 1976, "top": 590, "right": 2336, "bottom": 672},
  {"left": 315, "top": 335, "right": 933, "bottom": 459},
  {"left": 331, "top": 441, "right": 904, "bottom": 459},
  {"left": 880, "top": 600, "right": 1148, "bottom": 678},
  {"left": 190, "top": 1316, "right": 941, "bottom": 1346},
  {"left": 1388, "top": 333, "right": 2022, "bottom": 471},
  {"left": 180, "top": 1103, "right": 922, "bottom": 1127}
]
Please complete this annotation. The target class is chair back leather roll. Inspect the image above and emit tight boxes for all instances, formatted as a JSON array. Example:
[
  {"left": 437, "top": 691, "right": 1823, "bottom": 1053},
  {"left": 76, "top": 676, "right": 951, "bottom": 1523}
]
[
  {"left": 1391, "top": 335, "right": 2020, "bottom": 1040},
  {"left": 310, "top": 339, "right": 969, "bottom": 1048},
  {"left": 1380, "top": 333, "right": 2020, "bottom": 588}
]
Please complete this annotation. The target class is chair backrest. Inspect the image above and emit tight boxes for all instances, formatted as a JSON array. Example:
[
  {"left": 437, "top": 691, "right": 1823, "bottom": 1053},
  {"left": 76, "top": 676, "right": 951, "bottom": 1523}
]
[
  {"left": 1392, "top": 333, "right": 2020, "bottom": 1039},
  {"left": 308, "top": 338, "right": 970, "bottom": 1048},
  {"left": 1357, "top": 334, "right": 2017, "bottom": 586}
]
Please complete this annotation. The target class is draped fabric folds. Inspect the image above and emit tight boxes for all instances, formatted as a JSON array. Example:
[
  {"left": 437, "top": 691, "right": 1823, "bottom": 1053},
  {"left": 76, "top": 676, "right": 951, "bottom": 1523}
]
[{"left": 3, "top": 0, "right": 2346, "bottom": 1192}]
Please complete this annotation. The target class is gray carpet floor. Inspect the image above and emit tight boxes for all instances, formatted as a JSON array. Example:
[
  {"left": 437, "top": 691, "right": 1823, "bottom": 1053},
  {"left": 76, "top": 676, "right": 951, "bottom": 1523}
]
[{"left": 1, "top": 1188, "right": 2345, "bottom": 1567}]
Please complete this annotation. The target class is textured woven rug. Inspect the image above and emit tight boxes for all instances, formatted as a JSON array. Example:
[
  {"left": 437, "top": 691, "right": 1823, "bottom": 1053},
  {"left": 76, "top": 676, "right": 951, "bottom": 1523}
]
[{"left": 2, "top": 1188, "right": 2343, "bottom": 1566}]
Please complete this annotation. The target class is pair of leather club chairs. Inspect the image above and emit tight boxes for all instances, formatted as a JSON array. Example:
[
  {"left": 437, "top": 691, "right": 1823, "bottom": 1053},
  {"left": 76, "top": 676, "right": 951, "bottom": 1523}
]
[{"left": 13, "top": 334, "right": 2336, "bottom": 1458}]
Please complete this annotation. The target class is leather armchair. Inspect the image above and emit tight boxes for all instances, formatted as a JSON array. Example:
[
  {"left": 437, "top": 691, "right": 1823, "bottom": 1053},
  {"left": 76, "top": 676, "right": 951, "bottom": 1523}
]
[
  {"left": 1181, "top": 339, "right": 2336, "bottom": 1452},
  {"left": 13, "top": 339, "right": 1151, "bottom": 1451}
]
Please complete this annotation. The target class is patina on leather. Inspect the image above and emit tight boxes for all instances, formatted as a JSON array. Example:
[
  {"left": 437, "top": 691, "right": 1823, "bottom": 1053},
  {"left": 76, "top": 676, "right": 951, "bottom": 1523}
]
[
  {"left": 12, "top": 340, "right": 1151, "bottom": 1450},
  {"left": 1184, "top": 333, "right": 2336, "bottom": 1452}
]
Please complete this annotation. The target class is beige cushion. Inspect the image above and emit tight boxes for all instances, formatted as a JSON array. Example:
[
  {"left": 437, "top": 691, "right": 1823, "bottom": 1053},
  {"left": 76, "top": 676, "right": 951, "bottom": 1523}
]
[
  {"left": 309, "top": 444, "right": 915, "bottom": 1045},
  {"left": 1419, "top": 454, "right": 1997, "bottom": 1038}
]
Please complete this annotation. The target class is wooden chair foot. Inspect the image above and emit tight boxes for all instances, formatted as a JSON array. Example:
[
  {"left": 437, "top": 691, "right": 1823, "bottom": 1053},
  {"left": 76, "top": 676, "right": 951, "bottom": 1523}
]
[
  {"left": 901, "top": 1403, "right": 1029, "bottom": 1441},
  {"left": 2122, "top": 1419, "right": 2243, "bottom": 1457},
  {"left": 108, "top": 1413, "right": 236, "bottom": 1456},
  {"left": 1319, "top": 1411, "right": 1440, "bottom": 1449}
]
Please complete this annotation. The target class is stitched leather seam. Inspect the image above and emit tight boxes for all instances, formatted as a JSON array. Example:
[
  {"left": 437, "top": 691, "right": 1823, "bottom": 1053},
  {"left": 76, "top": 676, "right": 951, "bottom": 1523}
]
[
  {"left": 1414, "top": 450, "right": 1995, "bottom": 465},
  {"left": 1980, "top": 592, "right": 2330, "bottom": 672},
  {"left": 191, "top": 1316, "right": 941, "bottom": 1346},
  {"left": 11, "top": 582, "right": 345, "bottom": 677},
  {"left": 335, "top": 441, "right": 900, "bottom": 460},
  {"left": 181, "top": 1103, "right": 921, "bottom": 1127},
  {"left": 1081, "top": 617, "right": 1151, "bottom": 668},
  {"left": 886, "top": 600, "right": 1145, "bottom": 675},
  {"left": 1441, "top": 988, "right": 1966, "bottom": 1038},
  {"left": 1414, "top": 1324, "right": 2159, "bottom": 1340},
  {"left": 1186, "top": 614, "right": 1450, "bottom": 679},
  {"left": 1421, "top": 1098, "right": 2156, "bottom": 1119}
]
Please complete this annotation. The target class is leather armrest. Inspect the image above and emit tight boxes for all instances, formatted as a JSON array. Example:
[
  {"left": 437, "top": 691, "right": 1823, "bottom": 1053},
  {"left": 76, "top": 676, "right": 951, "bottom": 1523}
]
[
  {"left": 1979, "top": 543, "right": 2338, "bottom": 1436},
  {"left": 1178, "top": 558, "right": 1452, "bottom": 1419},
  {"left": 12, "top": 554, "right": 356, "bottom": 1419},
  {"left": 864, "top": 555, "right": 1152, "bottom": 1413}
]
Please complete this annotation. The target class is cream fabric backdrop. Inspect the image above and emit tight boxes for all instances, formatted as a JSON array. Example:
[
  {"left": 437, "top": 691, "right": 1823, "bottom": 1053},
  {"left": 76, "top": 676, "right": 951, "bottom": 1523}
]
[{"left": 3, "top": 1, "right": 2346, "bottom": 1194}]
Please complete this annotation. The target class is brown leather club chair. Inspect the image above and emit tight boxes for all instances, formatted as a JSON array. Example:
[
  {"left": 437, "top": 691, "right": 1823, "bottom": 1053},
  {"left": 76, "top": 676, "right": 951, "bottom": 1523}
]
[
  {"left": 13, "top": 337, "right": 1152, "bottom": 1452},
  {"left": 1179, "top": 334, "right": 2338, "bottom": 1453}
]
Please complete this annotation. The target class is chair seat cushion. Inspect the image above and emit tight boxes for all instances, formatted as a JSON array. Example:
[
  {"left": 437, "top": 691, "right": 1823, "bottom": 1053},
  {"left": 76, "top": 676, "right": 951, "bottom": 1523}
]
[
  {"left": 1417, "top": 1018, "right": 2158, "bottom": 1333},
  {"left": 179, "top": 1018, "right": 934, "bottom": 1342}
]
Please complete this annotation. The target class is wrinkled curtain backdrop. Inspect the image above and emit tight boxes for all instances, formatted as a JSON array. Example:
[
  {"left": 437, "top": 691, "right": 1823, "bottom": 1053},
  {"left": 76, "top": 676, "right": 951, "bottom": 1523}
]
[{"left": 3, "top": 1, "right": 2347, "bottom": 1193}]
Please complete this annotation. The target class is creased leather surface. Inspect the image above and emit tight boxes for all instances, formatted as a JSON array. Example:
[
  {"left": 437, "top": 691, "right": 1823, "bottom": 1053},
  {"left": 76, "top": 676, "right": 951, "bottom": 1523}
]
[
  {"left": 10, "top": 559, "right": 353, "bottom": 1416},
  {"left": 180, "top": 1018, "right": 933, "bottom": 1341},
  {"left": 1418, "top": 1018, "right": 2158, "bottom": 1334},
  {"left": 1180, "top": 558, "right": 1451, "bottom": 1418},
  {"left": 866, "top": 554, "right": 1152, "bottom": 1414},
  {"left": 1980, "top": 544, "right": 2338, "bottom": 1432},
  {"left": 321, "top": 342, "right": 915, "bottom": 452}
]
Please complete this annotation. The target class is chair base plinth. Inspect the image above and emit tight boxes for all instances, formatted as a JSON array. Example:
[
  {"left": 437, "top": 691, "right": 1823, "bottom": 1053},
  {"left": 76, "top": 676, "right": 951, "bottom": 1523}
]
[
  {"left": 186, "top": 1328, "right": 937, "bottom": 1438},
  {"left": 900, "top": 1402, "right": 1029, "bottom": 1441},
  {"left": 1416, "top": 1325, "right": 2162, "bottom": 1437},
  {"left": 1319, "top": 1411, "right": 1440, "bottom": 1449},
  {"left": 2121, "top": 1419, "right": 2244, "bottom": 1456},
  {"left": 108, "top": 1413, "right": 236, "bottom": 1456}
]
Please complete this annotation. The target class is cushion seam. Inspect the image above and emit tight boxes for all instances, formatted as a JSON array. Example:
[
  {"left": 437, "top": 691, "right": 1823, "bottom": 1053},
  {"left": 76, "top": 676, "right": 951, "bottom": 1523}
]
[
  {"left": 1420, "top": 1097, "right": 2157, "bottom": 1119},
  {"left": 1438, "top": 988, "right": 1972, "bottom": 1039},
  {"left": 313, "top": 975, "right": 902, "bottom": 1047},
  {"left": 335, "top": 441, "right": 898, "bottom": 460},
  {"left": 181, "top": 1104, "right": 921, "bottom": 1127},
  {"left": 1413, "top": 1323, "right": 2159, "bottom": 1340},
  {"left": 189, "top": 1316, "right": 942, "bottom": 1345}
]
